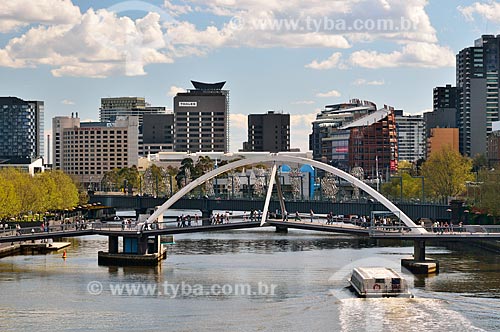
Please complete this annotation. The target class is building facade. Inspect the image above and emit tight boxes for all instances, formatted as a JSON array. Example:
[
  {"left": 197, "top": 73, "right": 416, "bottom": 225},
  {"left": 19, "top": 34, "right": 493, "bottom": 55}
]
[
  {"left": 100, "top": 97, "right": 166, "bottom": 124},
  {"left": 309, "top": 99, "right": 376, "bottom": 170},
  {"left": 487, "top": 123, "right": 500, "bottom": 166},
  {"left": 427, "top": 128, "right": 460, "bottom": 157},
  {"left": 100, "top": 97, "right": 167, "bottom": 156},
  {"left": 0, "top": 97, "right": 44, "bottom": 163},
  {"left": 52, "top": 114, "right": 80, "bottom": 170},
  {"left": 242, "top": 111, "right": 290, "bottom": 152},
  {"left": 394, "top": 110, "right": 426, "bottom": 162},
  {"left": 342, "top": 107, "right": 398, "bottom": 175},
  {"left": 140, "top": 113, "right": 175, "bottom": 156},
  {"left": 53, "top": 115, "right": 139, "bottom": 186},
  {"left": 173, "top": 81, "right": 229, "bottom": 153},
  {"left": 457, "top": 35, "right": 500, "bottom": 157}
]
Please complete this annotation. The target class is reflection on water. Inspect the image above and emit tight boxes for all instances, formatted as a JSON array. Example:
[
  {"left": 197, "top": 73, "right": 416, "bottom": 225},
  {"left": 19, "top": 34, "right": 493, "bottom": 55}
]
[{"left": 0, "top": 230, "right": 498, "bottom": 332}]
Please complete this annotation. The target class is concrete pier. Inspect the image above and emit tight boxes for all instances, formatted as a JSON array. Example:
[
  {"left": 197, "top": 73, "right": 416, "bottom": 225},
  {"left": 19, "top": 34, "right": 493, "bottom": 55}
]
[
  {"left": 0, "top": 243, "right": 21, "bottom": 258},
  {"left": 98, "top": 234, "right": 167, "bottom": 266},
  {"left": 401, "top": 240, "right": 439, "bottom": 274},
  {"left": 275, "top": 225, "right": 289, "bottom": 233}
]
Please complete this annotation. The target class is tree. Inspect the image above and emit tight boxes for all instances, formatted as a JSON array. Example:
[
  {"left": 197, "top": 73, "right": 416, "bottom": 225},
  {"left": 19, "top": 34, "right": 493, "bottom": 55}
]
[
  {"left": 472, "top": 153, "right": 488, "bottom": 172},
  {"left": 477, "top": 168, "right": 500, "bottom": 220},
  {"left": 0, "top": 173, "right": 21, "bottom": 219},
  {"left": 194, "top": 156, "right": 214, "bottom": 177},
  {"left": 421, "top": 147, "right": 474, "bottom": 202},
  {"left": 48, "top": 170, "right": 79, "bottom": 210},
  {"left": 381, "top": 173, "right": 423, "bottom": 201},
  {"left": 176, "top": 158, "right": 194, "bottom": 188}
]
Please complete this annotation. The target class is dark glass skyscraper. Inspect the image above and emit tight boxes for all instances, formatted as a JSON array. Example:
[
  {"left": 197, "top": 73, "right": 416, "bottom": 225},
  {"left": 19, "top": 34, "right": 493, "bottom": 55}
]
[
  {"left": 242, "top": 111, "right": 290, "bottom": 152},
  {"left": 457, "top": 35, "right": 500, "bottom": 156},
  {"left": 173, "top": 81, "right": 229, "bottom": 153},
  {"left": 0, "top": 97, "right": 44, "bottom": 163}
]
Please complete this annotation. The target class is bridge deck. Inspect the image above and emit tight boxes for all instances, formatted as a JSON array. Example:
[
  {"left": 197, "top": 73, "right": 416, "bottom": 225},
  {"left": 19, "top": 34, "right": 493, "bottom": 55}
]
[{"left": 0, "top": 220, "right": 499, "bottom": 243}]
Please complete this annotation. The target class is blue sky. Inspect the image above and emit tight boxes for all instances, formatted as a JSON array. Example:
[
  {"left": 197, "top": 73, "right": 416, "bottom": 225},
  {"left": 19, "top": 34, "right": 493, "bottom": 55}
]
[{"left": 1, "top": 0, "right": 500, "bottom": 156}]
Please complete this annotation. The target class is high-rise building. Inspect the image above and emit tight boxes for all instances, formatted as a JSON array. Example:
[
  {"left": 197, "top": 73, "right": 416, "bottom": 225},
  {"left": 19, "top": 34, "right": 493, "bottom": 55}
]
[
  {"left": 100, "top": 97, "right": 167, "bottom": 156},
  {"left": 53, "top": 115, "right": 138, "bottom": 186},
  {"left": 0, "top": 97, "right": 44, "bottom": 163},
  {"left": 140, "top": 113, "right": 175, "bottom": 156},
  {"left": 242, "top": 111, "right": 290, "bottom": 152},
  {"left": 309, "top": 99, "right": 376, "bottom": 170},
  {"left": 433, "top": 84, "right": 457, "bottom": 110},
  {"left": 427, "top": 128, "right": 459, "bottom": 157},
  {"left": 394, "top": 110, "right": 426, "bottom": 162},
  {"left": 457, "top": 35, "right": 500, "bottom": 157},
  {"left": 100, "top": 97, "right": 166, "bottom": 123},
  {"left": 52, "top": 114, "right": 80, "bottom": 170},
  {"left": 487, "top": 121, "right": 500, "bottom": 166},
  {"left": 342, "top": 107, "right": 398, "bottom": 174},
  {"left": 173, "top": 81, "right": 229, "bottom": 153}
]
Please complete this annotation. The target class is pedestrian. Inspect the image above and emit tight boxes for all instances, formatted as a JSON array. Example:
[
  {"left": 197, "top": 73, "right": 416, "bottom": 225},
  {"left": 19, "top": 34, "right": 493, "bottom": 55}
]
[
  {"left": 295, "top": 211, "right": 301, "bottom": 221},
  {"left": 310, "top": 209, "right": 314, "bottom": 223}
]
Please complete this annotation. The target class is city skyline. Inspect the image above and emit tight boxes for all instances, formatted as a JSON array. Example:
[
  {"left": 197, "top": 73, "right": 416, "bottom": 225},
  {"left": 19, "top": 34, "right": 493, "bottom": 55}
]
[{"left": 1, "top": 1, "right": 500, "bottom": 153}]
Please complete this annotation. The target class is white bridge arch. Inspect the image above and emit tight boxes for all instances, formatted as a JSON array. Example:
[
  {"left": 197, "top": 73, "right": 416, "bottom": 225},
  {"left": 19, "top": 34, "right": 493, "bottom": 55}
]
[{"left": 146, "top": 155, "right": 426, "bottom": 234}]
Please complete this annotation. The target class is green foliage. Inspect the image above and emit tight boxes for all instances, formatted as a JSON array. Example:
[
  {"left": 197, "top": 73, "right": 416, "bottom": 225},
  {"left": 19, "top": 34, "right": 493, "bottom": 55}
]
[
  {"left": 472, "top": 153, "right": 488, "bottom": 172},
  {"left": 176, "top": 158, "right": 195, "bottom": 188},
  {"left": 0, "top": 168, "right": 79, "bottom": 219},
  {"left": 477, "top": 168, "right": 500, "bottom": 218},
  {"left": 381, "top": 173, "right": 424, "bottom": 201},
  {"left": 421, "top": 147, "right": 474, "bottom": 201},
  {"left": 102, "top": 166, "right": 140, "bottom": 192}
]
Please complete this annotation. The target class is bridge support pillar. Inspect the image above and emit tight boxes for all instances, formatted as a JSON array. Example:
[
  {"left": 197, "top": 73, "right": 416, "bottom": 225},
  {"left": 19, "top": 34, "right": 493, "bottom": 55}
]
[
  {"left": 275, "top": 225, "right": 288, "bottom": 233},
  {"left": 401, "top": 240, "right": 439, "bottom": 275},
  {"left": 202, "top": 210, "right": 212, "bottom": 226},
  {"left": 108, "top": 236, "right": 119, "bottom": 254},
  {"left": 98, "top": 234, "right": 166, "bottom": 267}
]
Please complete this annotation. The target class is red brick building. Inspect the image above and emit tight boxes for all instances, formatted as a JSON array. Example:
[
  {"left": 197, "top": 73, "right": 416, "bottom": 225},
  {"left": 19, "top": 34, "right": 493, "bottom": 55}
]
[{"left": 342, "top": 107, "right": 398, "bottom": 175}]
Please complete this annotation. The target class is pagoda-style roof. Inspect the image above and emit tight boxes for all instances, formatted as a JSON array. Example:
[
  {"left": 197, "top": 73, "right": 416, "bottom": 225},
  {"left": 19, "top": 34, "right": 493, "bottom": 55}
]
[{"left": 191, "top": 81, "right": 226, "bottom": 90}]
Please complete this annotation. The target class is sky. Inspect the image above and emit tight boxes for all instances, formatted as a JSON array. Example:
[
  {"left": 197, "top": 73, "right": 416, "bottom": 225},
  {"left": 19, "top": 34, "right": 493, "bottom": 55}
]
[{"left": 1, "top": 0, "right": 500, "bottom": 158}]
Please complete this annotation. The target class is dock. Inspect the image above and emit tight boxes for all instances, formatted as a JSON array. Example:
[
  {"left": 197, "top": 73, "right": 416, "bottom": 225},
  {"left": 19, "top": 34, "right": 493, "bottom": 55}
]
[
  {"left": 20, "top": 242, "right": 71, "bottom": 254},
  {"left": 0, "top": 243, "right": 21, "bottom": 258}
]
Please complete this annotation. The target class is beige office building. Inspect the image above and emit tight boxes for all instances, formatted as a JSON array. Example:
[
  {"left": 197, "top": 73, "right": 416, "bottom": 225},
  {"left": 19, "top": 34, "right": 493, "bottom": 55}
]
[{"left": 53, "top": 115, "right": 138, "bottom": 186}]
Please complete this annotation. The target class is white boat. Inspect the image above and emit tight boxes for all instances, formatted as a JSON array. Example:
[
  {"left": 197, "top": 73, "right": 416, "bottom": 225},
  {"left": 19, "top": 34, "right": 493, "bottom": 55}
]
[{"left": 349, "top": 267, "right": 412, "bottom": 298}]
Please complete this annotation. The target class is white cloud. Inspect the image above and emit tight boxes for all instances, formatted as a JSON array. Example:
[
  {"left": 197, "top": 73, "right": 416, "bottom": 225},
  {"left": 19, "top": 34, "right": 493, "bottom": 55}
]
[
  {"left": 410, "top": 108, "right": 432, "bottom": 116},
  {"left": 458, "top": 2, "right": 500, "bottom": 23},
  {"left": 316, "top": 90, "right": 341, "bottom": 98},
  {"left": 230, "top": 113, "right": 248, "bottom": 130},
  {"left": 168, "top": 85, "right": 187, "bottom": 96},
  {"left": 0, "top": 0, "right": 450, "bottom": 77},
  {"left": 349, "top": 42, "right": 455, "bottom": 69},
  {"left": 0, "top": 0, "right": 81, "bottom": 33},
  {"left": 290, "top": 113, "right": 317, "bottom": 127},
  {"left": 163, "top": 0, "right": 193, "bottom": 16},
  {"left": 291, "top": 100, "right": 315, "bottom": 105},
  {"left": 305, "top": 52, "right": 343, "bottom": 70},
  {"left": 352, "top": 78, "right": 385, "bottom": 86},
  {"left": 61, "top": 99, "right": 75, "bottom": 105},
  {"left": 0, "top": 8, "right": 173, "bottom": 77}
]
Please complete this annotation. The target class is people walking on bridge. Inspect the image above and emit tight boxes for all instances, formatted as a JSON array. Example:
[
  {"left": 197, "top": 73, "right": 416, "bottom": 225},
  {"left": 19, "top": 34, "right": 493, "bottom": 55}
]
[
  {"left": 295, "top": 211, "right": 301, "bottom": 221},
  {"left": 310, "top": 210, "right": 314, "bottom": 223},
  {"left": 283, "top": 210, "right": 288, "bottom": 222}
]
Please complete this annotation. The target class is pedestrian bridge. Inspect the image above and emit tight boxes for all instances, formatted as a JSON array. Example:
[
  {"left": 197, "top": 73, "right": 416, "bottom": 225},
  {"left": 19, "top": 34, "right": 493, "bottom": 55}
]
[{"left": 1, "top": 217, "right": 499, "bottom": 244}]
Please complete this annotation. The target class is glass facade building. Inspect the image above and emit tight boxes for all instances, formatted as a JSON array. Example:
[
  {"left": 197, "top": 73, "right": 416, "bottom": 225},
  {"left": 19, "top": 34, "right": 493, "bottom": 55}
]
[{"left": 0, "top": 97, "right": 44, "bottom": 163}]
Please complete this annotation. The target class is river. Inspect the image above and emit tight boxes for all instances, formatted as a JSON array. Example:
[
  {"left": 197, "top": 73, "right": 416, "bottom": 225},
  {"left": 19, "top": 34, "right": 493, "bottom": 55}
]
[{"left": 0, "top": 229, "right": 499, "bottom": 331}]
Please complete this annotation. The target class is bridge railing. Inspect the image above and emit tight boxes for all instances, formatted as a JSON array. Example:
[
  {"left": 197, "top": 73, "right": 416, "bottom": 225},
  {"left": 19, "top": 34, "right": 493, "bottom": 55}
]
[
  {"left": 92, "top": 216, "right": 259, "bottom": 232},
  {"left": 0, "top": 221, "right": 93, "bottom": 239}
]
